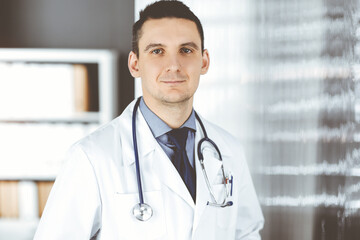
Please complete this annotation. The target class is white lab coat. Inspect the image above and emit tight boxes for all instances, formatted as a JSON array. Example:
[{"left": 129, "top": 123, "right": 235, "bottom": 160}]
[{"left": 34, "top": 99, "right": 264, "bottom": 240}]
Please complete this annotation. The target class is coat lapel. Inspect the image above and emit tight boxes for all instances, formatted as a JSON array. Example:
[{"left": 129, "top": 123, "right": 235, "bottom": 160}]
[
  {"left": 193, "top": 119, "right": 223, "bottom": 232},
  {"left": 131, "top": 105, "right": 195, "bottom": 208},
  {"left": 150, "top": 147, "right": 195, "bottom": 208}
]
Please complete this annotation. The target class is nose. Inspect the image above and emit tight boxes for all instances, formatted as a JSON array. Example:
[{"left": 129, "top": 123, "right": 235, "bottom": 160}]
[{"left": 165, "top": 54, "right": 181, "bottom": 72}]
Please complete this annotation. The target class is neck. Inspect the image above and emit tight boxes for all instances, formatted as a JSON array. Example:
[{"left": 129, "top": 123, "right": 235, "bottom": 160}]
[{"left": 142, "top": 96, "right": 193, "bottom": 129}]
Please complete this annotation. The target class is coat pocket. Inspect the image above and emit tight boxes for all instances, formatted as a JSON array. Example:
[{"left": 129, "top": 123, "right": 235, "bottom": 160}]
[
  {"left": 113, "top": 191, "right": 166, "bottom": 239},
  {"left": 212, "top": 183, "right": 237, "bottom": 229}
]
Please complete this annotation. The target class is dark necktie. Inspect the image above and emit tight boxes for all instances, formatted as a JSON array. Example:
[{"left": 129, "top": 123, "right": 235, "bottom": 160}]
[{"left": 167, "top": 128, "right": 196, "bottom": 202}]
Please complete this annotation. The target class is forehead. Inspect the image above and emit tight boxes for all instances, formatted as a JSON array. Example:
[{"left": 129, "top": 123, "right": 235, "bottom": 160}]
[{"left": 139, "top": 18, "right": 201, "bottom": 47}]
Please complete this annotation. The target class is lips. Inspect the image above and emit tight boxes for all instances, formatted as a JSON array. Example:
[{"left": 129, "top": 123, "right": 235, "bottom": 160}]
[
  {"left": 159, "top": 74, "right": 187, "bottom": 83},
  {"left": 162, "top": 80, "right": 185, "bottom": 83}
]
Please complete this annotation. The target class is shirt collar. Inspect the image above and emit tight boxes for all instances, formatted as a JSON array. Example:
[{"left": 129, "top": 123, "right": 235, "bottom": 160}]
[{"left": 139, "top": 97, "right": 196, "bottom": 138}]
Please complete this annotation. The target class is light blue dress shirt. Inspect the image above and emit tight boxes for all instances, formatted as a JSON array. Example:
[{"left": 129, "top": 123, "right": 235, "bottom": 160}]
[{"left": 139, "top": 97, "right": 196, "bottom": 168}]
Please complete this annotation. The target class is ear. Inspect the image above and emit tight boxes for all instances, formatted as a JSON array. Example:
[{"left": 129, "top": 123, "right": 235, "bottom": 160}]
[
  {"left": 200, "top": 49, "right": 210, "bottom": 75},
  {"left": 128, "top": 51, "right": 140, "bottom": 78}
]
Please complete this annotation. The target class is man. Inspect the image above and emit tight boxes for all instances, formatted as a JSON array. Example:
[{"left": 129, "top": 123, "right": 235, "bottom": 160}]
[{"left": 34, "top": 1, "right": 264, "bottom": 239}]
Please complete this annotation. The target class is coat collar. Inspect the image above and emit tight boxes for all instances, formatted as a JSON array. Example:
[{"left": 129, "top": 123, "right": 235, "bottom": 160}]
[{"left": 122, "top": 99, "right": 233, "bottom": 166}]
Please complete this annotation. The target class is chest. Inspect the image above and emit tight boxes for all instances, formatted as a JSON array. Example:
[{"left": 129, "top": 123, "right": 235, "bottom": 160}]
[{"left": 93, "top": 150, "right": 238, "bottom": 240}]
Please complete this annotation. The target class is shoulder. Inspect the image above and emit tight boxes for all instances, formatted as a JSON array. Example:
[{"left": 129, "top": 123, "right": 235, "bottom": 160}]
[
  {"left": 198, "top": 115, "right": 243, "bottom": 153},
  {"left": 71, "top": 100, "right": 135, "bottom": 157},
  {"left": 196, "top": 115, "right": 249, "bottom": 176},
  {"left": 201, "top": 118, "right": 237, "bottom": 141}
]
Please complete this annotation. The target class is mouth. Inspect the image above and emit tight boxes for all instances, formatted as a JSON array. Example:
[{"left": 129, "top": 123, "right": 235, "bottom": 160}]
[
  {"left": 162, "top": 80, "right": 185, "bottom": 83},
  {"left": 161, "top": 79, "right": 186, "bottom": 85}
]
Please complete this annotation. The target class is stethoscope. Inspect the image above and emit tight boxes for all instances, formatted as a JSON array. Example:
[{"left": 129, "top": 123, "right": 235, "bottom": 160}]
[{"left": 132, "top": 98, "right": 233, "bottom": 221}]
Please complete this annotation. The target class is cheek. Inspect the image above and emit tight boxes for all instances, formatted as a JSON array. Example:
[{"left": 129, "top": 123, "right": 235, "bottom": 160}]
[
  {"left": 183, "top": 56, "right": 203, "bottom": 70},
  {"left": 140, "top": 61, "right": 161, "bottom": 78},
  {"left": 186, "top": 62, "right": 203, "bottom": 77}
]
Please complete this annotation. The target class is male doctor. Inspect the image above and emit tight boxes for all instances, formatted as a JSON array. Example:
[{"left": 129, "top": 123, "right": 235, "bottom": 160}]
[{"left": 34, "top": 1, "right": 264, "bottom": 239}]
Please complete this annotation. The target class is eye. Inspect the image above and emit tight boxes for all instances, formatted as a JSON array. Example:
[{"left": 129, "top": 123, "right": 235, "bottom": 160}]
[
  {"left": 180, "top": 48, "right": 193, "bottom": 54},
  {"left": 151, "top": 49, "right": 163, "bottom": 55}
]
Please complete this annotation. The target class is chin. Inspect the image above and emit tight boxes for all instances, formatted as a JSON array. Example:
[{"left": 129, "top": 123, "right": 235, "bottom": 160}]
[{"left": 161, "top": 94, "right": 193, "bottom": 105}]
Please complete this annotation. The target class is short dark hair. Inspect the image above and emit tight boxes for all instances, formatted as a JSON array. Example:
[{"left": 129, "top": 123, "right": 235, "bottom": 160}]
[{"left": 132, "top": 0, "right": 204, "bottom": 57}]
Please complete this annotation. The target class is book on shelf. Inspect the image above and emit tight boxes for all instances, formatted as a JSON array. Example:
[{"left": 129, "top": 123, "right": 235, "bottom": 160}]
[
  {"left": 37, "top": 181, "right": 54, "bottom": 217},
  {"left": 0, "top": 181, "right": 19, "bottom": 218},
  {"left": 73, "top": 64, "right": 90, "bottom": 112}
]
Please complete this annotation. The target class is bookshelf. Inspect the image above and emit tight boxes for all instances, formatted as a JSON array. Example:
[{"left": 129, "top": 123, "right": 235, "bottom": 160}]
[
  {"left": 0, "top": 48, "right": 118, "bottom": 181},
  {"left": 0, "top": 48, "right": 118, "bottom": 239}
]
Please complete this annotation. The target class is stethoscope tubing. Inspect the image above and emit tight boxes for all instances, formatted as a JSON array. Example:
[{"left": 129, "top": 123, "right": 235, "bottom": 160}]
[
  {"left": 132, "top": 98, "right": 144, "bottom": 205},
  {"left": 194, "top": 111, "right": 222, "bottom": 161}
]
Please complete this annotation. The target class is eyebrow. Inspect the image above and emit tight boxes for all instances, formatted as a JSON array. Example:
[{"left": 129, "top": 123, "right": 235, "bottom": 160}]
[
  {"left": 180, "top": 42, "right": 199, "bottom": 50},
  {"left": 144, "top": 43, "right": 165, "bottom": 52},
  {"left": 143, "top": 42, "right": 200, "bottom": 53}
]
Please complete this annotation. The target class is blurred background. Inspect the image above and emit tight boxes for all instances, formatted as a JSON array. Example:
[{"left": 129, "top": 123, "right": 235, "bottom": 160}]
[{"left": 1, "top": 0, "right": 360, "bottom": 239}]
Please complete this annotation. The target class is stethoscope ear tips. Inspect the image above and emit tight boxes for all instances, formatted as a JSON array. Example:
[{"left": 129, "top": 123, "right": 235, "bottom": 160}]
[{"left": 225, "top": 201, "right": 233, "bottom": 207}]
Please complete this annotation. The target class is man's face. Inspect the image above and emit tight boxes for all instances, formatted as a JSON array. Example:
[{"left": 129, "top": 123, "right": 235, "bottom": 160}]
[{"left": 128, "top": 17, "right": 210, "bottom": 106}]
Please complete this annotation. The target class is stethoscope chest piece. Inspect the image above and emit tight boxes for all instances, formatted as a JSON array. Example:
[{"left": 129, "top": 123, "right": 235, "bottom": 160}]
[{"left": 132, "top": 203, "right": 153, "bottom": 221}]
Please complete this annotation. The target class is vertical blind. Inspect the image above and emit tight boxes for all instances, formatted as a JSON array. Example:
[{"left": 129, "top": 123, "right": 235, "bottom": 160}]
[{"left": 135, "top": 0, "right": 360, "bottom": 239}]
